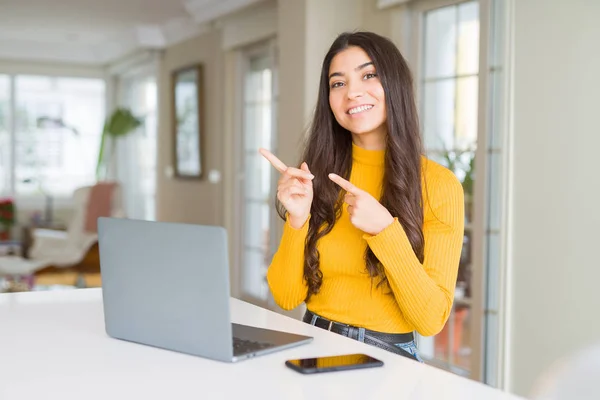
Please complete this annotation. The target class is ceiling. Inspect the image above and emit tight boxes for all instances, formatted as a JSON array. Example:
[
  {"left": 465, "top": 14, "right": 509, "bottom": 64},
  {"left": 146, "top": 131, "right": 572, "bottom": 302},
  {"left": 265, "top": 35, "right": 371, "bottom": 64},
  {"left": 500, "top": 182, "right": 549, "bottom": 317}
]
[{"left": 0, "top": 0, "right": 264, "bottom": 65}]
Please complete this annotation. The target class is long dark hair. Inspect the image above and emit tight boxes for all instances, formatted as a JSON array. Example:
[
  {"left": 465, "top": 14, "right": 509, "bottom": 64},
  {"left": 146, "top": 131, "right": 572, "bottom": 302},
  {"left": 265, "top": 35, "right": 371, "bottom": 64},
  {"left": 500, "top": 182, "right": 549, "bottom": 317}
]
[{"left": 277, "top": 31, "right": 425, "bottom": 300}]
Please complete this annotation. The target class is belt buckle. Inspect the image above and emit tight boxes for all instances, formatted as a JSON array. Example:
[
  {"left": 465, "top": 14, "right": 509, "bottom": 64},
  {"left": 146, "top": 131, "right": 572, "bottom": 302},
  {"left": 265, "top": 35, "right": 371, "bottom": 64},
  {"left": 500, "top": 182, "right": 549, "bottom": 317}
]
[{"left": 327, "top": 321, "right": 333, "bottom": 331}]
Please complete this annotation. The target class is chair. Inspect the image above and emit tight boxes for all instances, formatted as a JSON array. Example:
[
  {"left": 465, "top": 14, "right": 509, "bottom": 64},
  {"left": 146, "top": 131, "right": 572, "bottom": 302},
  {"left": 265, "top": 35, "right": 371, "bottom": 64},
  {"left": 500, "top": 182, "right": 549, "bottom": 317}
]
[{"left": 0, "top": 182, "right": 124, "bottom": 289}]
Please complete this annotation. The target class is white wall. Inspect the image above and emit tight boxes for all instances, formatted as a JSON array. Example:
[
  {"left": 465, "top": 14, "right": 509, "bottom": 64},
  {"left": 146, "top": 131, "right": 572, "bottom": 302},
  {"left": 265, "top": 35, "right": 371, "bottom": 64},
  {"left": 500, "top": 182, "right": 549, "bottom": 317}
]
[
  {"left": 155, "top": 29, "right": 224, "bottom": 225},
  {"left": 508, "top": 0, "right": 600, "bottom": 396},
  {"left": 220, "top": 0, "right": 277, "bottom": 50},
  {"left": 0, "top": 59, "right": 104, "bottom": 78}
]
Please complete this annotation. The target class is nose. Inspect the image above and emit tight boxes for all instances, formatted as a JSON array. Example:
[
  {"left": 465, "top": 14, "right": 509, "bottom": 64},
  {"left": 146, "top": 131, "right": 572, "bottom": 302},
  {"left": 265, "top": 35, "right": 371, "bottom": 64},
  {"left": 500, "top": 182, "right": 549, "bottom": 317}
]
[{"left": 346, "top": 79, "right": 364, "bottom": 100}]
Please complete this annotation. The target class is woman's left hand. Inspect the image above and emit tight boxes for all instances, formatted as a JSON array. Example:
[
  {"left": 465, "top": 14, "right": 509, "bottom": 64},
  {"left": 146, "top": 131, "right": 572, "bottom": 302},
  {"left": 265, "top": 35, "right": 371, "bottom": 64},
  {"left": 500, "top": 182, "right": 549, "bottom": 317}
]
[{"left": 328, "top": 173, "right": 394, "bottom": 235}]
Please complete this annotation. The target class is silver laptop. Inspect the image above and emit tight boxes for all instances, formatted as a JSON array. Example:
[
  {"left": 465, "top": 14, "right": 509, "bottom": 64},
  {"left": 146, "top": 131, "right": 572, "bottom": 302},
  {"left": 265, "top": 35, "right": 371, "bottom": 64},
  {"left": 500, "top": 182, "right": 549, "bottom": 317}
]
[{"left": 98, "top": 217, "right": 313, "bottom": 362}]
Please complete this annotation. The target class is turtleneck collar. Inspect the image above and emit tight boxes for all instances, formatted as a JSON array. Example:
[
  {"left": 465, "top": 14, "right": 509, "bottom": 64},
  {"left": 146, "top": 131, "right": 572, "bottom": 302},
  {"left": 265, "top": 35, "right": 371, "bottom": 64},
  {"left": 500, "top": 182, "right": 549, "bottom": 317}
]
[{"left": 351, "top": 142, "right": 385, "bottom": 167}]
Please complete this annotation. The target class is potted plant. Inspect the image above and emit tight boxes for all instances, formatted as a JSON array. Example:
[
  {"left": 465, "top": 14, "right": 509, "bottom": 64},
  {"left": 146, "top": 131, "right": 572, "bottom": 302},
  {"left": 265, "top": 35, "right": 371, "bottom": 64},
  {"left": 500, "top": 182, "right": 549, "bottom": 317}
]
[{"left": 95, "top": 108, "right": 142, "bottom": 181}]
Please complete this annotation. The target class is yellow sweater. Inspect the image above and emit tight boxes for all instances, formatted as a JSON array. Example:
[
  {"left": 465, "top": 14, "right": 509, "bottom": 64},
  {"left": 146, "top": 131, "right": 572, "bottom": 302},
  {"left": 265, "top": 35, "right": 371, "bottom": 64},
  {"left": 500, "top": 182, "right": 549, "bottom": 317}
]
[{"left": 267, "top": 143, "right": 465, "bottom": 336}]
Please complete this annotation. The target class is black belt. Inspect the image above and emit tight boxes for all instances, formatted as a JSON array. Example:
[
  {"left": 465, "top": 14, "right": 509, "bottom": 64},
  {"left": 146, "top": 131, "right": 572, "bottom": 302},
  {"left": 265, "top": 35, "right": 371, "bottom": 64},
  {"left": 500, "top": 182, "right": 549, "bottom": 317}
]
[{"left": 303, "top": 310, "right": 418, "bottom": 361}]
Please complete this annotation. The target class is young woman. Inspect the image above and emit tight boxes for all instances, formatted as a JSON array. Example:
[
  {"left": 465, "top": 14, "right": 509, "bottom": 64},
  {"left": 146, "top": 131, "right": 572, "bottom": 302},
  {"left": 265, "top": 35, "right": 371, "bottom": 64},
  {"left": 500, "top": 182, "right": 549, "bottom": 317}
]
[{"left": 259, "top": 31, "right": 464, "bottom": 361}]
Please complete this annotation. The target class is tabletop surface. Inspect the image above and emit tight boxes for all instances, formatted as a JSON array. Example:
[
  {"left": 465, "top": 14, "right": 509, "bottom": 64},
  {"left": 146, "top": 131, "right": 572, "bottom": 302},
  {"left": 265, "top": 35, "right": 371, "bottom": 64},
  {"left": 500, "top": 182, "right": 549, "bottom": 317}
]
[{"left": 0, "top": 289, "right": 524, "bottom": 400}]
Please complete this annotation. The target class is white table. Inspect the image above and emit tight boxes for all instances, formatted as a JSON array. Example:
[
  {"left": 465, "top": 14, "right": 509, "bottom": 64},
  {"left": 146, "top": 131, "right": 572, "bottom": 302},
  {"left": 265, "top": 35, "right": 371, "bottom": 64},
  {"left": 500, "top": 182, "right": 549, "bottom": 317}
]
[{"left": 0, "top": 289, "right": 524, "bottom": 400}]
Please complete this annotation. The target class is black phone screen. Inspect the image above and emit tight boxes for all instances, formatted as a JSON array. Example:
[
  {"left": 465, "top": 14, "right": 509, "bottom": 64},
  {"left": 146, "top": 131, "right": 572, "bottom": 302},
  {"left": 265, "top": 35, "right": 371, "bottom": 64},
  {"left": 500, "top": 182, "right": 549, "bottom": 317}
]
[{"left": 285, "top": 353, "right": 384, "bottom": 374}]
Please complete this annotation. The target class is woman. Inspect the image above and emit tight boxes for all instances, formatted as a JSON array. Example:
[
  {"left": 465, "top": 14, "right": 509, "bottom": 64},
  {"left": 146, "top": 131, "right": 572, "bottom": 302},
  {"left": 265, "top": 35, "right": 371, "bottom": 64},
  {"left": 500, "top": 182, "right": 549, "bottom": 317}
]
[{"left": 259, "top": 31, "right": 464, "bottom": 361}]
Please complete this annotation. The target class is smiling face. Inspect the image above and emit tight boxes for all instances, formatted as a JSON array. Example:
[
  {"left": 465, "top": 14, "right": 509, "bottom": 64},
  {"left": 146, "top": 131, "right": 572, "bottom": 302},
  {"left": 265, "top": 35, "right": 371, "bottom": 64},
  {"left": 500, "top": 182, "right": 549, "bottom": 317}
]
[{"left": 328, "top": 46, "right": 387, "bottom": 149}]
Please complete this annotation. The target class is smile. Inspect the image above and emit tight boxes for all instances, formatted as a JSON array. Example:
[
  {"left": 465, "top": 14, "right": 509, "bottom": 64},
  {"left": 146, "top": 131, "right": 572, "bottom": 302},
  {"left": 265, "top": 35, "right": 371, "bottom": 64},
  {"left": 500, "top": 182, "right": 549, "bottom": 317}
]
[{"left": 347, "top": 105, "right": 374, "bottom": 115}]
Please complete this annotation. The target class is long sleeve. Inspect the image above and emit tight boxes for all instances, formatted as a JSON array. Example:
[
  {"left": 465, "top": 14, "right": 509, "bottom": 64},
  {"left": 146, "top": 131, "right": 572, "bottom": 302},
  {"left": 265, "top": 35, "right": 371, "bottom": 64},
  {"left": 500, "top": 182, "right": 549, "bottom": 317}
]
[
  {"left": 364, "top": 169, "right": 465, "bottom": 336},
  {"left": 266, "top": 216, "right": 310, "bottom": 310}
]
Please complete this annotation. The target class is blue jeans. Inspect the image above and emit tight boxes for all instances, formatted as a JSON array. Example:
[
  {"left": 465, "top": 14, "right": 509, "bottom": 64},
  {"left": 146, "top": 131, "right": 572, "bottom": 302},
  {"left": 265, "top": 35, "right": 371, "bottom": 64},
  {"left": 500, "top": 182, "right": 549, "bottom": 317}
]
[
  {"left": 395, "top": 341, "right": 424, "bottom": 363},
  {"left": 304, "top": 310, "right": 423, "bottom": 362}
]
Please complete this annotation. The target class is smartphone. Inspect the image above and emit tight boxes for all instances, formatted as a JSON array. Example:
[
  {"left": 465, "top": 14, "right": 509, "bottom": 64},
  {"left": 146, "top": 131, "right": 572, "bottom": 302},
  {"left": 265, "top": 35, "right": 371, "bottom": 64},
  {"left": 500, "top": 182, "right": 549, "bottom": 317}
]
[{"left": 285, "top": 353, "right": 384, "bottom": 374}]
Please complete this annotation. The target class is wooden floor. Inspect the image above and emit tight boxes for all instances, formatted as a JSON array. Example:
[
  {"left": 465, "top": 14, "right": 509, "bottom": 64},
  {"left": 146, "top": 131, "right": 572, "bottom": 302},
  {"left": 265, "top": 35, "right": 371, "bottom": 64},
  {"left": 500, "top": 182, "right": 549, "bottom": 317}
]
[{"left": 34, "top": 272, "right": 102, "bottom": 288}]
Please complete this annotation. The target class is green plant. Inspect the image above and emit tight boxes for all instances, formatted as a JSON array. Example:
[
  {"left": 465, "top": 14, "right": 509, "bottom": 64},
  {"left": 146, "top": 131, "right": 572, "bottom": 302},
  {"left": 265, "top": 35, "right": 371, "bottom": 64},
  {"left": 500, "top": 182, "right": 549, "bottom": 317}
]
[
  {"left": 462, "top": 153, "right": 474, "bottom": 197},
  {"left": 440, "top": 147, "right": 475, "bottom": 197},
  {"left": 95, "top": 108, "right": 142, "bottom": 181}
]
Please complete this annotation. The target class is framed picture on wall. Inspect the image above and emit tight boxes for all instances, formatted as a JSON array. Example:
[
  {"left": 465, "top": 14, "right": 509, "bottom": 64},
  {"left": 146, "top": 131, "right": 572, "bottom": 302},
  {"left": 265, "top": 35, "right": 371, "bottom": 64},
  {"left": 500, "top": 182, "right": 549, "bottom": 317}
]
[{"left": 172, "top": 64, "right": 203, "bottom": 179}]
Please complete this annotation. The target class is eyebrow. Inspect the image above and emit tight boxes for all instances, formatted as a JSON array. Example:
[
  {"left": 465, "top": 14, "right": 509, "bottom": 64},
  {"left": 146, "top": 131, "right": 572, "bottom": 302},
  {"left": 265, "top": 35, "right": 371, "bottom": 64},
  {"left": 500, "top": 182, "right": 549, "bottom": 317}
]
[{"left": 329, "top": 61, "right": 374, "bottom": 80}]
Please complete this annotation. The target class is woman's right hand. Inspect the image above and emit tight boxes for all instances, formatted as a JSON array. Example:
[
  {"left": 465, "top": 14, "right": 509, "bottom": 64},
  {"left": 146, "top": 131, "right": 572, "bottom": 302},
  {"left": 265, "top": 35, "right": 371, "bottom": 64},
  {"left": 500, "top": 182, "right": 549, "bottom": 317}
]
[{"left": 259, "top": 148, "right": 314, "bottom": 229}]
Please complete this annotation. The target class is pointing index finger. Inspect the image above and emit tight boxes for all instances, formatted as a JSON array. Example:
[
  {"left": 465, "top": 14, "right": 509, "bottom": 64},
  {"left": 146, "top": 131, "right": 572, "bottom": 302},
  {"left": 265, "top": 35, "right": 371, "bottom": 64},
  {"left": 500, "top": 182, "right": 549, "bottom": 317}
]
[
  {"left": 259, "top": 148, "right": 287, "bottom": 173},
  {"left": 328, "top": 173, "right": 361, "bottom": 195}
]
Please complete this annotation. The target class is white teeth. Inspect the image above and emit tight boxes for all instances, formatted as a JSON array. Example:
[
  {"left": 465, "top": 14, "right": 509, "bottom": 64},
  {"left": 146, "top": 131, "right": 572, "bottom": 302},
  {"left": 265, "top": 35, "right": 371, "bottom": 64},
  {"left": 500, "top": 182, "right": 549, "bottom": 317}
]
[{"left": 348, "top": 105, "right": 373, "bottom": 115}]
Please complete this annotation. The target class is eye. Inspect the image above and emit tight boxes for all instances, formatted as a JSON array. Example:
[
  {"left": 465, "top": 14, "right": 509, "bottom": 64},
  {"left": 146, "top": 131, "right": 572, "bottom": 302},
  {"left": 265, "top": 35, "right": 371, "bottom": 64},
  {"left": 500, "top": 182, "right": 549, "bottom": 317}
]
[
  {"left": 330, "top": 81, "right": 345, "bottom": 89},
  {"left": 364, "top": 72, "right": 378, "bottom": 80}
]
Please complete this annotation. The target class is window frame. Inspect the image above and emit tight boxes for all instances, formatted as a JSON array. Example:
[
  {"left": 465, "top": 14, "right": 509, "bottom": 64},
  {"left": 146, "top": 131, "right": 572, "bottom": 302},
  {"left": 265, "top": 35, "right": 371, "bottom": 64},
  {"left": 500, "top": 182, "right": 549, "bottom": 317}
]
[{"left": 114, "top": 69, "right": 159, "bottom": 221}]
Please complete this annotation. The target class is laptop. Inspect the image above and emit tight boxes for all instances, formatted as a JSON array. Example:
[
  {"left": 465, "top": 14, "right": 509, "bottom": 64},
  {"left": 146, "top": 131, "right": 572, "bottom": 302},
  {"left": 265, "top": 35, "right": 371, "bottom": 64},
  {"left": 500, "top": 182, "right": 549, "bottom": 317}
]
[{"left": 97, "top": 217, "right": 313, "bottom": 362}]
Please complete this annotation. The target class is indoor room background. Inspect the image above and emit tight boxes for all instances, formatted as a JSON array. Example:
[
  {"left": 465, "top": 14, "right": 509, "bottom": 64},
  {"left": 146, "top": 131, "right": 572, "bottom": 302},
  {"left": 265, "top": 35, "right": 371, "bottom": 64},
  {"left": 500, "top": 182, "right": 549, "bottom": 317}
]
[{"left": 0, "top": 0, "right": 598, "bottom": 398}]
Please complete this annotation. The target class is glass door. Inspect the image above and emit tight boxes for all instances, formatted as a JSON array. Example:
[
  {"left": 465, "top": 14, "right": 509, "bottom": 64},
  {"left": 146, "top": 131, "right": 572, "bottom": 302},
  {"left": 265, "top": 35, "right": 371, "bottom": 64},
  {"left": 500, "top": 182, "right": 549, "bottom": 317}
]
[
  {"left": 237, "top": 41, "right": 278, "bottom": 307},
  {"left": 417, "top": 0, "right": 480, "bottom": 376}
]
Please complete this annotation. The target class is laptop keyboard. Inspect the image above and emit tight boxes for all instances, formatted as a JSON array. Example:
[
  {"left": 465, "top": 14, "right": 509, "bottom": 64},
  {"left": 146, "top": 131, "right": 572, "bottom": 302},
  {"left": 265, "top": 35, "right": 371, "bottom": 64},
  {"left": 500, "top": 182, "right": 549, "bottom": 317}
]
[{"left": 233, "top": 337, "right": 274, "bottom": 355}]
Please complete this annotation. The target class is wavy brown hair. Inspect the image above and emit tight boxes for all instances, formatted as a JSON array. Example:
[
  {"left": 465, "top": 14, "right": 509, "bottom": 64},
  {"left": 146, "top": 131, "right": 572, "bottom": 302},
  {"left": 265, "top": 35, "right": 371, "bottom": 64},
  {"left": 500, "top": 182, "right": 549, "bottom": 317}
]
[{"left": 277, "top": 32, "right": 425, "bottom": 300}]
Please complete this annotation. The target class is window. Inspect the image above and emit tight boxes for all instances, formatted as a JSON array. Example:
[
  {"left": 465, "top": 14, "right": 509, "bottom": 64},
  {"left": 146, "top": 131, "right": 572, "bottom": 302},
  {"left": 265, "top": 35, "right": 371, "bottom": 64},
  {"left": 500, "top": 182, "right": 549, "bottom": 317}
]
[
  {"left": 414, "top": 0, "right": 508, "bottom": 386},
  {"left": 419, "top": 1, "right": 480, "bottom": 376},
  {"left": 237, "top": 43, "right": 278, "bottom": 306},
  {"left": 0, "top": 75, "right": 10, "bottom": 195},
  {"left": 116, "top": 75, "right": 157, "bottom": 221},
  {"left": 0, "top": 75, "right": 105, "bottom": 200},
  {"left": 422, "top": 2, "right": 479, "bottom": 154}
]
